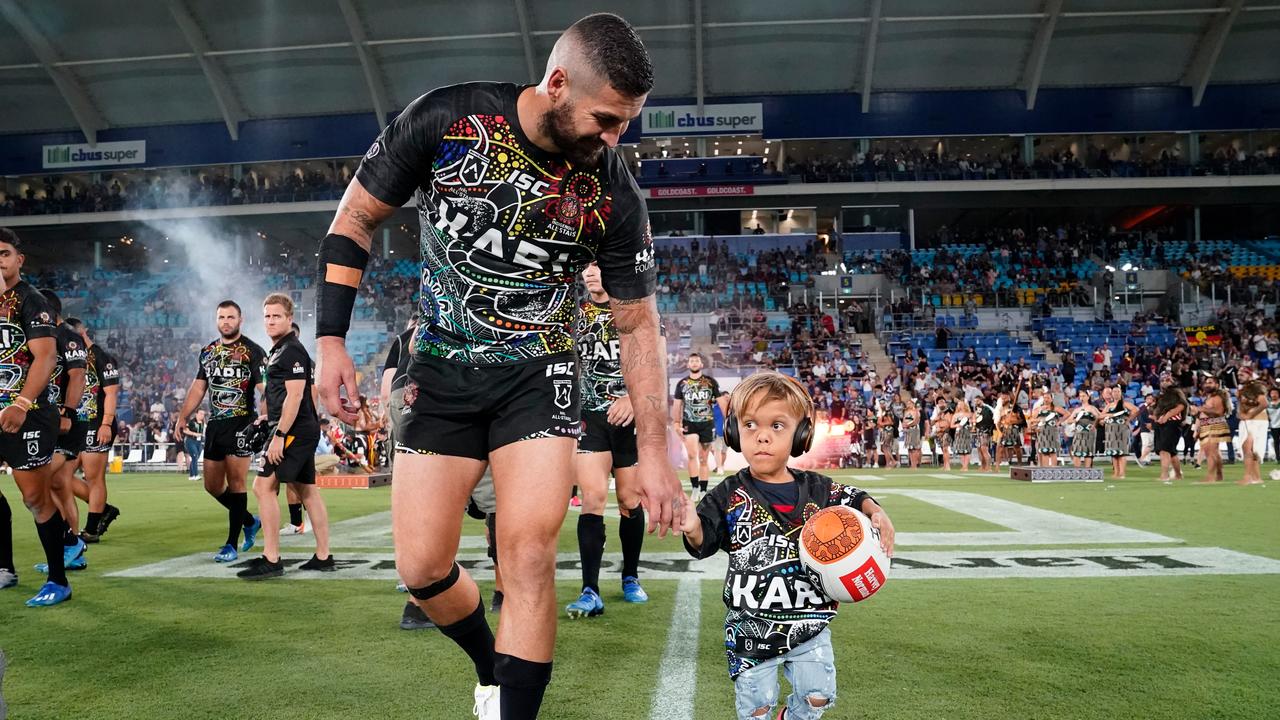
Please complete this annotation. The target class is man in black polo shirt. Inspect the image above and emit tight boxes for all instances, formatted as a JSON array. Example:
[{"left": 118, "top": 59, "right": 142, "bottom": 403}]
[
  {"left": 176, "top": 300, "right": 268, "bottom": 562},
  {"left": 238, "top": 294, "right": 332, "bottom": 580}
]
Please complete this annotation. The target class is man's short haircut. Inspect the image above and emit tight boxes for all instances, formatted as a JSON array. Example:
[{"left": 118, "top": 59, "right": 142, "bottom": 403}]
[
  {"left": 0, "top": 227, "right": 22, "bottom": 251},
  {"left": 65, "top": 317, "right": 85, "bottom": 332},
  {"left": 688, "top": 352, "right": 702, "bottom": 360},
  {"left": 263, "top": 292, "right": 294, "bottom": 317},
  {"left": 567, "top": 13, "right": 654, "bottom": 97},
  {"left": 731, "top": 372, "right": 815, "bottom": 423},
  {"left": 217, "top": 300, "right": 242, "bottom": 315}
]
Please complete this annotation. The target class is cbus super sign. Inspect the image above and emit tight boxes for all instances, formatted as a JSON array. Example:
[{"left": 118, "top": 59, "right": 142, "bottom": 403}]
[{"left": 42, "top": 141, "right": 146, "bottom": 169}]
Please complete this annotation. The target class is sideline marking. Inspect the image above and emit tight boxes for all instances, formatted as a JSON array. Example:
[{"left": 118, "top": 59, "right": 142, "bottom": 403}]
[{"left": 649, "top": 577, "right": 702, "bottom": 720}]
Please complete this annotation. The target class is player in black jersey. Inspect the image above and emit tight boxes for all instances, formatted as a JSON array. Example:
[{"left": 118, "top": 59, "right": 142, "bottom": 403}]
[
  {"left": 313, "top": 14, "right": 676, "bottom": 719},
  {"left": 672, "top": 354, "right": 728, "bottom": 500},
  {"left": 237, "top": 294, "right": 332, "bottom": 579},
  {"left": 0, "top": 229, "right": 77, "bottom": 606},
  {"left": 40, "top": 291, "right": 89, "bottom": 573},
  {"left": 64, "top": 319, "right": 121, "bottom": 542},
  {"left": 176, "top": 300, "right": 267, "bottom": 561},
  {"left": 566, "top": 263, "right": 649, "bottom": 619}
]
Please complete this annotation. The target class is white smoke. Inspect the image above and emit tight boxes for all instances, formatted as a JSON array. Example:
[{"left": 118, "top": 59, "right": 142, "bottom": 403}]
[{"left": 141, "top": 218, "right": 314, "bottom": 354}]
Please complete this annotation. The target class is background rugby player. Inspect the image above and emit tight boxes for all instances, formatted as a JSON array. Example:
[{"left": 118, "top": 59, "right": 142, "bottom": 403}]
[
  {"left": 566, "top": 262, "right": 648, "bottom": 619},
  {"left": 176, "top": 300, "right": 266, "bottom": 562},
  {"left": 672, "top": 353, "right": 728, "bottom": 500},
  {"left": 41, "top": 290, "right": 88, "bottom": 572},
  {"left": 0, "top": 228, "right": 77, "bottom": 606},
  {"left": 65, "top": 319, "right": 121, "bottom": 542},
  {"left": 313, "top": 13, "right": 679, "bottom": 719}
]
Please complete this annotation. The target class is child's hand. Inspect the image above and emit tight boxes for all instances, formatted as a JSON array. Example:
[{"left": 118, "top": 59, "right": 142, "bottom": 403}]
[
  {"left": 679, "top": 492, "right": 702, "bottom": 536},
  {"left": 870, "top": 509, "right": 895, "bottom": 558}
]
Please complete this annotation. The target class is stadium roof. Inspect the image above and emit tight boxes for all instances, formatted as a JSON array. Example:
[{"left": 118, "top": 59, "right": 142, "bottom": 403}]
[{"left": 1, "top": 0, "right": 1278, "bottom": 143}]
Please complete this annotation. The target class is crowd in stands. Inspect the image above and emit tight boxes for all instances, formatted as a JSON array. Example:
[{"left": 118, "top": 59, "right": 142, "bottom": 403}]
[
  {"left": 1, "top": 164, "right": 352, "bottom": 216},
  {"left": 791, "top": 143, "right": 1280, "bottom": 183},
  {"left": 654, "top": 237, "right": 824, "bottom": 313}
]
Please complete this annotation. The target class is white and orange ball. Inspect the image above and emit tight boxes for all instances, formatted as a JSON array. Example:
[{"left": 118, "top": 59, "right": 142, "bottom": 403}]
[{"left": 798, "top": 505, "right": 890, "bottom": 603}]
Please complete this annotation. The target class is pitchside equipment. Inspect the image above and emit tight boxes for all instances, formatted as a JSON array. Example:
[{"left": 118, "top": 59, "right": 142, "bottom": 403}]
[
  {"left": 799, "top": 505, "right": 890, "bottom": 603},
  {"left": 1011, "top": 466, "right": 1104, "bottom": 483}
]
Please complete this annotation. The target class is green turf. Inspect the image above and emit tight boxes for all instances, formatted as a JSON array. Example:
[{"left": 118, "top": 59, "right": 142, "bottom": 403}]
[{"left": 1, "top": 467, "right": 1276, "bottom": 719}]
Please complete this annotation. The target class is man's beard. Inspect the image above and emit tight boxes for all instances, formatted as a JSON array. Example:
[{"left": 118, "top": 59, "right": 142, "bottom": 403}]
[
  {"left": 220, "top": 327, "right": 240, "bottom": 340},
  {"left": 539, "top": 100, "right": 606, "bottom": 167}
]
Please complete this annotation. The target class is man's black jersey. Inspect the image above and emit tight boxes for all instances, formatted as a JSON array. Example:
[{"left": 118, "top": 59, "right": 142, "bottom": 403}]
[
  {"left": 265, "top": 332, "right": 319, "bottom": 439},
  {"left": 576, "top": 301, "right": 624, "bottom": 413},
  {"left": 76, "top": 344, "right": 120, "bottom": 424},
  {"left": 50, "top": 322, "right": 87, "bottom": 409},
  {"left": 195, "top": 336, "right": 267, "bottom": 421},
  {"left": 674, "top": 375, "right": 722, "bottom": 424},
  {"left": 0, "top": 279, "right": 56, "bottom": 410},
  {"left": 383, "top": 328, "right": 414, "bottom": 392},
  {"left": 354, "top": 82, "right": 655, "bottom": 366}
]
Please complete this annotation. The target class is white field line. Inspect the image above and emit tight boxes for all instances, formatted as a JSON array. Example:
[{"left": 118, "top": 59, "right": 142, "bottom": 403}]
[{"left": 648, "top": 577, "right": 703, "bottom": 720}]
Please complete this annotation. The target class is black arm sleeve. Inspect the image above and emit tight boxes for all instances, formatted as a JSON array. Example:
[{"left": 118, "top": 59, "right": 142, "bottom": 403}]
[
  {"left": 61, "top": 330, "right": 86, "bottom": 371},
  {"left": 595, "top": 157, "right": 657, "bottom": 301},
  {"left": 21, "top": 289, "right": 55, "bottom": 341},
  {"left": 98, "top": 349, "right": 121, "bottom": 387},
  {"left": 354, "top": 88, "right": 454, "bottom": 207}
]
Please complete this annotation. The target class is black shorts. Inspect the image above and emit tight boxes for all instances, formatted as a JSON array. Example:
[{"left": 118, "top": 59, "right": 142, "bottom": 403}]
[
  {"left": 261, "top": 434, "right": 319, "bottom": 485},
  {"left": 0, "top": 405, "right": 58, "bottom": 471},
  {"left": 577, "top": 409, "right": 638, "bottom": 468},
  {"left": 396, "top": 354, "right": 581, "bottom": 461},
  {"left": 683, "top": 420, "right": 714, "bottom": 445},
  {"left": 204, "top": 416, "right": 255, "bottom": 461},
  {"left": 56, "top": 420, "right": 90, "bottom": 458},
  {"left": 1154, "top": 422, "right": 1182, "bottom": 455},
  {"left": 84, "top": 420, "right": 113, "bottom": 454}
]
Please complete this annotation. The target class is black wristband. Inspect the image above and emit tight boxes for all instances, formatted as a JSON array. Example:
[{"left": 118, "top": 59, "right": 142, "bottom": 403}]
[
  {"left": 61, "top": 406, "right": 76, "bottom": 420},
  {"left": 316, "top": 233, "right": 370, "bottom": 339}
]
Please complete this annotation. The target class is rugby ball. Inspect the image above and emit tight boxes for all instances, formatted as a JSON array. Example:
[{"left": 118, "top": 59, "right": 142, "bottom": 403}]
[{"left": 798, "top": 505, "right": 890, "bottom": 603}]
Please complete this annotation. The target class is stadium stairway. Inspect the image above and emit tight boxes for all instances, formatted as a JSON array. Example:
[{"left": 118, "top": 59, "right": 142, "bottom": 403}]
[
  {"left": 1029, "top": 335, "right": 1061, "bottom": 366},
  {"left": 857, "top": 333, "right": 896, "bottom": 377}
]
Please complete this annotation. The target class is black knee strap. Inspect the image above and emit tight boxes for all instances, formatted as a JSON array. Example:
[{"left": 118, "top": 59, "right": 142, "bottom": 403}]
[
  {"left": 407, "top": 562, "right": 460, "bottom": 601},
  {"left": 494, "top": 652, "right": 553, "bottom": 688}
]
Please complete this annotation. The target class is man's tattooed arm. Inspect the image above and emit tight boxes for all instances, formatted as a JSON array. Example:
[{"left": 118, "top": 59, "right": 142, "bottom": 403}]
[
  {"left": 613, "top": 295, "right": 670, "bottom": 450},
  {"left": 327, "top": 178, "right": 398, "bottom": 250}
]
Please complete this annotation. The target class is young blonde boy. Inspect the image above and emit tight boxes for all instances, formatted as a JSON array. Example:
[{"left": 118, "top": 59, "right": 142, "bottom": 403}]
[{"left": 681, "top": 372, "right": 895, "bottom": 720}]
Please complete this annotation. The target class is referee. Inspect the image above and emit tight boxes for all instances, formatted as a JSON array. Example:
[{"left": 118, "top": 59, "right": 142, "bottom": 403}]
[{"left": 237, "top": 294, "right": 333, "bottom": 579}]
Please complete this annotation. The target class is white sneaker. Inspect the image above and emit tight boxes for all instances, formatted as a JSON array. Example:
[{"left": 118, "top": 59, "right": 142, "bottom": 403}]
[
  {"left": 473, "top": 683, "right": 500, "bottom": 719},
  {"left": 0, "top": 568, "right": 16, "bottom": 589},
  {"left": 281, "top": 521, "right": 308, "bottom": 535}
]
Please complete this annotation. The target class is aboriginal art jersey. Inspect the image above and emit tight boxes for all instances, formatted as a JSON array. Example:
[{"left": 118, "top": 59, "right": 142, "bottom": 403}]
[
  {"left": 195, "top": 336, "right": 267, "bottom": 421},
  {"left": 0, "top": 280, "right": 56, "bottom": 410},
  {"left": 576, "top": 300, "right": 625, "bottom": 413},
  {"left": 354, "top": 82, "right": 655, "bottom": 366},
  {"left": 684, "top": 469, "right": 875, "bottom": 678},
  {"left": 674, "top": 375, "right": 722, "bottom": 424},
  {"left": 49, "top": 322, "right": 87, "bottom": 408},
  {"left": 76, "top": 344, "right": 120, "bottom": 425}
]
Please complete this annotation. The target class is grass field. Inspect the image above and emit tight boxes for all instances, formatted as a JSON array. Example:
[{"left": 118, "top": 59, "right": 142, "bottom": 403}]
[{"left": 1, "top": 467, "right": 1277, "bottom": 719}]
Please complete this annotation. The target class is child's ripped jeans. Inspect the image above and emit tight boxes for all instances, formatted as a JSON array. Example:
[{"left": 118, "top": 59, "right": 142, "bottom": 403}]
[{"left": 733, "top": 629, "right": 837, "bottom": 720}]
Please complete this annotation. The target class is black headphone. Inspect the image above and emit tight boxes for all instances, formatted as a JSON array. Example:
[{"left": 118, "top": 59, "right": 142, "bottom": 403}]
[{"left": 723, "top": 376, "right": 815, "bottom": 458}]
